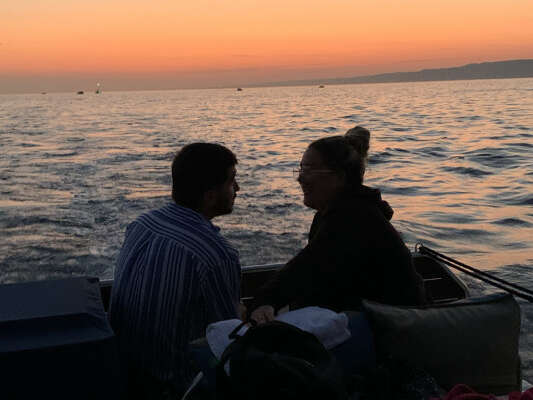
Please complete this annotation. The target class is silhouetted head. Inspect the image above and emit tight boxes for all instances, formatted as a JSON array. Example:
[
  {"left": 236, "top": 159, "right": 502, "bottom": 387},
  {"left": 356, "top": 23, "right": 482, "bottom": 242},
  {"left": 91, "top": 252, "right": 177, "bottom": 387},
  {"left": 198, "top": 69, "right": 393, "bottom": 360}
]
[
  {"left": 296, "top": 127, "right": 371, "bottom": 211},
  {"left": 172, "top": 143, "right": 239, "bottom": 219}
]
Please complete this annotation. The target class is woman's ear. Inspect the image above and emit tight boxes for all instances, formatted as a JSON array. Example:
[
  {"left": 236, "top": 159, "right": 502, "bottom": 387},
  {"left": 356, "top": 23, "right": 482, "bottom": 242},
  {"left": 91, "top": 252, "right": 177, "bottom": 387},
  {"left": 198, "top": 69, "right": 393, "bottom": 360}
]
[{"left": 335, "top": 169, "right": 347, "bottom": 187}]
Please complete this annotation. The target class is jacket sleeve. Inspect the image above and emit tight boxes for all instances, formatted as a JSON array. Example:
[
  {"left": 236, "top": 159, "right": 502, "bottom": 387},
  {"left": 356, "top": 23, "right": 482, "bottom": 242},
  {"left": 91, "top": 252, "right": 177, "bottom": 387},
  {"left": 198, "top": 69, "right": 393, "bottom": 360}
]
[
  {"left": 249, "top": 245, "right": 316, "bottom": 313},
  {"left": 249, "top": 211, "right": 353, "bottom": 313}
]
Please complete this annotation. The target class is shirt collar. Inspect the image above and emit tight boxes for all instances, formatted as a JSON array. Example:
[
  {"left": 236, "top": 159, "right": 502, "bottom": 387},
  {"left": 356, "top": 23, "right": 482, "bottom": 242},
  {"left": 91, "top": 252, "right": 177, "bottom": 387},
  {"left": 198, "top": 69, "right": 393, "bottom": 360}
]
[{"left": 167, "top": 202, "right": 221, "bottom": 232}]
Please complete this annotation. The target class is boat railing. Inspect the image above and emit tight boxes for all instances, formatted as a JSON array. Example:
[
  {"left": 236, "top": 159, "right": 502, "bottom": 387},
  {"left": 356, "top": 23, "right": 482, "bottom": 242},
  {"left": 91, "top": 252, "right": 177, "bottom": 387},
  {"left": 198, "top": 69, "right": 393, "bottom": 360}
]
[
  {"left": 99, "top": 254, "right": 470, "bottom": 310},
  {"left": 242, "top": 263, "right": 284, "bottom": 272},
  {"left": 99, "top": 262, "right": 285, "bottom": 310}
]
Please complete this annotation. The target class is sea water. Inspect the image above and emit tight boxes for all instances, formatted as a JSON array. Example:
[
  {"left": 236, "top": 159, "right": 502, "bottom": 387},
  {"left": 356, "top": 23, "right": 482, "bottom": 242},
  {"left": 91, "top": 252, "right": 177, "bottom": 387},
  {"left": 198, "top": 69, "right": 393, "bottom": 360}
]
[{"left": 1, "top": 78, "right": 532, "bottom": 379}]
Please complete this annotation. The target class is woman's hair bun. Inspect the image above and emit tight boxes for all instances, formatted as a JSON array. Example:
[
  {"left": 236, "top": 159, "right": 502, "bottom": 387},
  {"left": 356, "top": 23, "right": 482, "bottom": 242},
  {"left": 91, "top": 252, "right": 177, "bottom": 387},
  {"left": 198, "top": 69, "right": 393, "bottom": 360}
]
[{"left": 344, "top": 126, "right": 370, "bottom": 160}]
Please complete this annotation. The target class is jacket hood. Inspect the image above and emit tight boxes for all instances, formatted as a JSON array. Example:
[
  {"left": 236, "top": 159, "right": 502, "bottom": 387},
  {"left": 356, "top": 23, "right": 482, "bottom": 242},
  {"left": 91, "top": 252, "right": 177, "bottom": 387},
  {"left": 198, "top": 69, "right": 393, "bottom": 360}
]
[
  {"left": 327, "top": 185, "right": 394, "bottom": 221},
  {"left": 359, "top": 186, "right": 394, "bottom": 221}
]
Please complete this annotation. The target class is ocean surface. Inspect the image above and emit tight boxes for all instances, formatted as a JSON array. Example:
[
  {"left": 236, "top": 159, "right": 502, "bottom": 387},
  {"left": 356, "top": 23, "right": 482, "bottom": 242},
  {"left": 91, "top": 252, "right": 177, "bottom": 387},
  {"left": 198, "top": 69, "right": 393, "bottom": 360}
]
[{"left": 1, "top": 78, "right": 532, "bottom": 380}]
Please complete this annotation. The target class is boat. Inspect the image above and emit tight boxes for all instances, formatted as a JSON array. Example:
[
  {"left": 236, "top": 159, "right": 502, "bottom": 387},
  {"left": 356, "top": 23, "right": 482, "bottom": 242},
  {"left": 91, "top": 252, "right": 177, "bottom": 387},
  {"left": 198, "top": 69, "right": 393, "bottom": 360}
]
[
  {"left": 1, "top": 248, "right": 529, "bottom": 398},
  {"left": 77, "top": 90, "right": 84, "bottom": 95},
  {"left": 98, "top": 248, "right": 530, "bottom": 396},
  {"left": 319, "top": 85, "right": 325, "bottom": 88},
  {"left": 237, "top": 87, "right": 243, "bottom": 91}
]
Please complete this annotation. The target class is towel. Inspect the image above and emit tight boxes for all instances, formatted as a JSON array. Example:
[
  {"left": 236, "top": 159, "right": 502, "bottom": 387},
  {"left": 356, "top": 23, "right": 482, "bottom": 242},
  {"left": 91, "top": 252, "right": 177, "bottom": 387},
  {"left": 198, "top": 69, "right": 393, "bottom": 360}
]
[{"left": 206, "top": 306, "right": 351, "bottom": 360}]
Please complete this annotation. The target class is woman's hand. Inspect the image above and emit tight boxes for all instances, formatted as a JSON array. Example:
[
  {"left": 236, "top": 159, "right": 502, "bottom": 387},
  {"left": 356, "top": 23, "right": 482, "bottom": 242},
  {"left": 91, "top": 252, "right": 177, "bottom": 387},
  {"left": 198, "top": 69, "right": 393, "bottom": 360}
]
[{"left": 250, "top": 305, "right": 275, "bottom": 324}]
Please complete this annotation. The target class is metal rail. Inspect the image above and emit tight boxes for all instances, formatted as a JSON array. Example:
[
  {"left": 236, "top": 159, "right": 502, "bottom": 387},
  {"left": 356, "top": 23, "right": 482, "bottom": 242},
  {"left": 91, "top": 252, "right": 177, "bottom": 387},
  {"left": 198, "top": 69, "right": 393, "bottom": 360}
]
[{"left": 417, "top": 244, "right": 533, "bottom": 303}]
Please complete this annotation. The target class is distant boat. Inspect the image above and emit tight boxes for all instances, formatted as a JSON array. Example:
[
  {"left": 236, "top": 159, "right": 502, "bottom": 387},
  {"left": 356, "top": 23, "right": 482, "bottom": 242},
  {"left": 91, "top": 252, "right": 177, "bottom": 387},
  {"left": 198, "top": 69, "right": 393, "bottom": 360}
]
[
  {"left": 77, "top": 91, "right": 84, "bottom": 95},
  {"left": 95, "top": 83, "right": 101, "bottom": 94},
  {"left": 41, "top": 92, "right": 47, "bottom": 95},
  {"left": 318, "top": 85, "right": 325, "bottom": 88},
  {"left": 237, "top": 88, "right": 243, "bottom": 91}
]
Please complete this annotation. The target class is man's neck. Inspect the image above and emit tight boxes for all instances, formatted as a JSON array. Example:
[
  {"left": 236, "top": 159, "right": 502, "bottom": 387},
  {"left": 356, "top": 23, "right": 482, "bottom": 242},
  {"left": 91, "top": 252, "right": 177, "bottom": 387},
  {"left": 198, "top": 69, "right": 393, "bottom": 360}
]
[
  {"left": 198, "top": 205, "right": 215, "bottom": 220},
  {"left": 174, "top": 201, "right": 214, "bottom": 220}
]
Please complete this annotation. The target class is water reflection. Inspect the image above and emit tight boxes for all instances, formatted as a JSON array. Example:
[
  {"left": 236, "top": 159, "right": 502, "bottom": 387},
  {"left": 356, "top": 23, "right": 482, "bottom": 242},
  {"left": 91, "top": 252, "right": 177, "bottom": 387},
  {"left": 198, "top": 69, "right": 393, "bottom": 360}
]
[{"left": 1, "top": 79, "right": 532, "bottom": 281}]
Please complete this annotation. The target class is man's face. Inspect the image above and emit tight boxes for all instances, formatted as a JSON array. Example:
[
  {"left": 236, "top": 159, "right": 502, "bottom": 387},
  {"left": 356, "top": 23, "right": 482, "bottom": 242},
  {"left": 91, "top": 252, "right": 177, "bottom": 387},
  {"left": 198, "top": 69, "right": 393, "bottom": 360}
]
[{"left": 211, "top": 166, "right": 239, "bottom": 217}]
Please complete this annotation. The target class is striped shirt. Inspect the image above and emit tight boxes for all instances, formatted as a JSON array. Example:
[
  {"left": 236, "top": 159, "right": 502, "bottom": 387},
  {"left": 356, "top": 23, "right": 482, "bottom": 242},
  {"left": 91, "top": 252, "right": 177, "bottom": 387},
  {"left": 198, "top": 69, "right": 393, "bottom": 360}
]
[{"left": 109, "top": 202, "right": 241, "bottom": 389}]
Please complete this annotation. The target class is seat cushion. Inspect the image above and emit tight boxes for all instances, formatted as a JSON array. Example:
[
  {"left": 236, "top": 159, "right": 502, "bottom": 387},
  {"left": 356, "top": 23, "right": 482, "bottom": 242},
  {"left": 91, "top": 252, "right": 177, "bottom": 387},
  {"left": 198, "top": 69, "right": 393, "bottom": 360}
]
[{"left": 362, "top": 292, "right": 521, "bottom": 395}]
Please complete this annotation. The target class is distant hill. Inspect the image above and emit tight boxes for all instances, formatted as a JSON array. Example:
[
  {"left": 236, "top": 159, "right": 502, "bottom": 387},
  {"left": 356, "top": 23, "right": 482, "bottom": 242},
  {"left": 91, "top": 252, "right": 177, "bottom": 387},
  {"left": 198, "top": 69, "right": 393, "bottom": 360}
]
[{"left": 252, "top": 59, "right": 533, "bottom": 88}]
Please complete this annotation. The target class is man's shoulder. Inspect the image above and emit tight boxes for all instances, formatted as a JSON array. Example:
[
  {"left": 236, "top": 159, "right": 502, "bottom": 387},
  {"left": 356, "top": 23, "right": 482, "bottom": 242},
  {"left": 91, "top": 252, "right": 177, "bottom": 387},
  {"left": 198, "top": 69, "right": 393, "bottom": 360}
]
[
  {"left": 128, "top": 203, "right": 239, "bottom": 265},
  {"left": 131, "top": 203, "right": 200, "bottom": 233}
]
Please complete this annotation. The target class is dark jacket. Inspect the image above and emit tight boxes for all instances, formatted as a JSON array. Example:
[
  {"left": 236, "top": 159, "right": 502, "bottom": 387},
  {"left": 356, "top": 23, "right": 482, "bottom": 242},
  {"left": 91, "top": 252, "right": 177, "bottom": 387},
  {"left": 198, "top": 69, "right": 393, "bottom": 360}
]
[{"left": 251, "top": 186, "right": 425, "bottom": 313}]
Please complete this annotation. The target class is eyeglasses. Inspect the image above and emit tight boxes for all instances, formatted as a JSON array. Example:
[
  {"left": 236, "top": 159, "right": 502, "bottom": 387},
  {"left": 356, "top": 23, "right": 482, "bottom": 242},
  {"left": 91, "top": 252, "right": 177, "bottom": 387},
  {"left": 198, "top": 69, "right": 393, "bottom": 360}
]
[{"left": 292, "top": 168, "right": 335, "bottom": 178}]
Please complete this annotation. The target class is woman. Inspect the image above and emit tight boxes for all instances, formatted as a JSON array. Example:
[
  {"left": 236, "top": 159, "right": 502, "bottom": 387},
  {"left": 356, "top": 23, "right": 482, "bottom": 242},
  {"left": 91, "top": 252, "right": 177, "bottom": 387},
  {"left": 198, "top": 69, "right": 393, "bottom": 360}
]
[{"left": 250, "top": 127, "right": 425, "bottom": 323}]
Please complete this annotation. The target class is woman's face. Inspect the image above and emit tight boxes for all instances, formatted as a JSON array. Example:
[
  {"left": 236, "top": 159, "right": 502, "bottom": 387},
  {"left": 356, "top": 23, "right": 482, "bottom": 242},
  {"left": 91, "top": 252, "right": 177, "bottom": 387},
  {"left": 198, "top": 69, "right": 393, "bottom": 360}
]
[{"left": 297, "top": 147, "right": 345, "bottom": 211}]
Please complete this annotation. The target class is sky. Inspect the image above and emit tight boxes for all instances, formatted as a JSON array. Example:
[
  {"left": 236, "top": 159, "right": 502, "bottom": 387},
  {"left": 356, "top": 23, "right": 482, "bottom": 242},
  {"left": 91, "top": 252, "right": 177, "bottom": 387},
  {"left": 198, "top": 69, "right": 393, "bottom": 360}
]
[{"left": 1, "top": 0, "right": 532, "bottom": 93}]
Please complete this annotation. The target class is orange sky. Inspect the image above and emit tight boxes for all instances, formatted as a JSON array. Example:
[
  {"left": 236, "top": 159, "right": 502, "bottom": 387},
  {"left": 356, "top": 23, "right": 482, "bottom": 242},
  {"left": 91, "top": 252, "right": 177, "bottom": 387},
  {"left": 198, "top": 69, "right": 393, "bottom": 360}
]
[{"left": 1, "top": 0, "right": 532, "bottom": 93}]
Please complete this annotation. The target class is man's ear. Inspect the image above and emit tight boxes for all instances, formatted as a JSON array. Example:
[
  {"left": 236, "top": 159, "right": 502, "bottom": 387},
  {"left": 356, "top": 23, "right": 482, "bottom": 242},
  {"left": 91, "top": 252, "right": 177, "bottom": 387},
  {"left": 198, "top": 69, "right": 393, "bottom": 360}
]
[
  {"left": 200, "top": 189, "right": 216, "bottom": 216},
  {"left": 203, "top": 189, "right": 216, "bottom": 205}
]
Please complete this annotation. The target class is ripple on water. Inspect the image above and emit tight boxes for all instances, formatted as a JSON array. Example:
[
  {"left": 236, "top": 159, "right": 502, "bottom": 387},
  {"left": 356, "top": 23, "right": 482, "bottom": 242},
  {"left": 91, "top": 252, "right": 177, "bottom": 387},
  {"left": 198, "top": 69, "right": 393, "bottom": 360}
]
[
  {"left": 495, "top": 194, "right": 533, "bottom": 206},
  {"left": 466, "top": 150, "right": 520, "bottom": 169},
  {"left": 1, "top": 215, "right": 56, "bottom": 229},
  {"left": 20, "top": 130, "right": 47, "bottom": 136},
  {"left": 43, "top": 151, "right": 79, "bottom": 158},
  {"left": 455, "top": 115, "right": 483, "bottom": 121},
  {"left": 442, "top": 166, "right": 493, "bottom": 177},
  {"left": 418, "top": 146, "right": 448, "bottom": 158},
  {"left": 420, "top": 130, "right": 448, "bottom": 137},
  {"left": 383, "top": 186, "right": 423, "bottom": 195},
  {"left": 421, "top": 212, "right": 481, "bottom": 225},
  {"left": 300, "top": 127, "right": 325, "bottom": 132},
  {"left": 370, "top": 151, "right": 393, "bottom": 164},
  {"left": 433, "top": 227, "right": 497, "bottom": 241},
  {"left": 507, "top": 142, "right": 533, "bottom": 149},
  {"left": 493, "top": 218, "right": 531, "bottom": 227},
  {"left": 389, "top": 147, "right": 411, "bottom": 154}
]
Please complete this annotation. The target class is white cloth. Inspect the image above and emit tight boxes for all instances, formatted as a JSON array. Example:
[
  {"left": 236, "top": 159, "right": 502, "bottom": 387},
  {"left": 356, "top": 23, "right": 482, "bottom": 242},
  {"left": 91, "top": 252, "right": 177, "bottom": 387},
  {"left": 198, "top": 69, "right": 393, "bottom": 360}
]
[
  {"left": 205, "top": 319, "right": 249, "bottom": 360},
  {"left": 205, "top": 306, "right": 351, "bottom": 360},
  {"left": 276, "top": 306, "right": 351, "bottom": 349}
]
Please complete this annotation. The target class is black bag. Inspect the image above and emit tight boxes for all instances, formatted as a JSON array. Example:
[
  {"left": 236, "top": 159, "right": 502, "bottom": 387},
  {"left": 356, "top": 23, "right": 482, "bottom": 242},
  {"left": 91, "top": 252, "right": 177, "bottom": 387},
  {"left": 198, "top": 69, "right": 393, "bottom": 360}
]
[{"left": 216, "top": 320, "right": 348, "bottom": 400}]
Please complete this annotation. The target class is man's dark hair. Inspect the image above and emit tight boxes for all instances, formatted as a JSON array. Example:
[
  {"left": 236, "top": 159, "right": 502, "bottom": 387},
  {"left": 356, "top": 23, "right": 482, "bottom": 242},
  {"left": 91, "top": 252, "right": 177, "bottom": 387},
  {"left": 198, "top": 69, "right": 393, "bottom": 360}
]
[{"left": 171, "top": 143, "right": 237, "bottom": 211}]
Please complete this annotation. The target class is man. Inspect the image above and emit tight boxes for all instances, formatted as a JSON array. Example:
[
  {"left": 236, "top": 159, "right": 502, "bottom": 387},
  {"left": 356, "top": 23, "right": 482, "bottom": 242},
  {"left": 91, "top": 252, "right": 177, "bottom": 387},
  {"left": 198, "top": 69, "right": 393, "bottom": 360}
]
[{"left": 109, "top": 142, "right": 241, "bottom": 398}]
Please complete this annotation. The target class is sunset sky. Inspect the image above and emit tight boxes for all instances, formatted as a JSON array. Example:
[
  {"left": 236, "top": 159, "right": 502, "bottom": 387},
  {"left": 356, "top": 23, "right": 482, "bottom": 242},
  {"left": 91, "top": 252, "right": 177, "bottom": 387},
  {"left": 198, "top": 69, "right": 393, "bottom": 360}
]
[{"left": 1, "top": 0, "right": 532, "bottom": 93}]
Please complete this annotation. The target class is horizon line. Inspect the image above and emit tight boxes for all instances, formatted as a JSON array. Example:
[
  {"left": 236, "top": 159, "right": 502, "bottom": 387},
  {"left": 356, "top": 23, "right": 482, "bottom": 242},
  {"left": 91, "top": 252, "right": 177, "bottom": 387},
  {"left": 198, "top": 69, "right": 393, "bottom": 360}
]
[{"left": 1, "top": 58, "right": 532, "bottom": 95}]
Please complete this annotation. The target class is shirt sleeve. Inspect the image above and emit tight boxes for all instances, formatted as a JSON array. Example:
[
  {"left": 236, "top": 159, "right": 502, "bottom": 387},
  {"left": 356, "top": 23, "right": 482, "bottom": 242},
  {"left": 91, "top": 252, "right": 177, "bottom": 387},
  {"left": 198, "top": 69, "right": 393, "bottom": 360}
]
[{"left": 197, "top": 260, "right": 240, "bottom": 324}]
